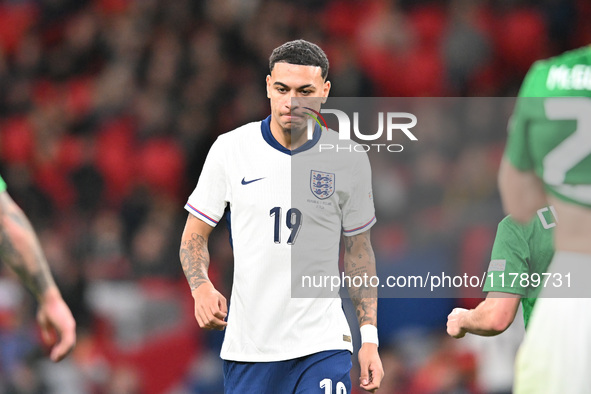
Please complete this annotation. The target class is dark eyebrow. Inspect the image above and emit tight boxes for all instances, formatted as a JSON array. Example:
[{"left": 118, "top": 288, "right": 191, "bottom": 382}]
[{"left": 273, "top": 82, "right": 315, "bottom": 90}]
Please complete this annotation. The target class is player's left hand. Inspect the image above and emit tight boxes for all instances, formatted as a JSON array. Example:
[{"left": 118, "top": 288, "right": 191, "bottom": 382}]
[
  {"left": 37, "top": 287, "right": 76, "bottom": 362},
  {"left": 446, "top": 307, "right": 468, "bottom": 339},
  {"left": 358, "top": 342, "right": 383, "bottom": 392}
]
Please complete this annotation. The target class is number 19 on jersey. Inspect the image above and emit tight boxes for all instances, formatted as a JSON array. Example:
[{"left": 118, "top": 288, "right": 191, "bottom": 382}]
[{"left": 270, "top": 207, "right": 302, "bottom": 245}]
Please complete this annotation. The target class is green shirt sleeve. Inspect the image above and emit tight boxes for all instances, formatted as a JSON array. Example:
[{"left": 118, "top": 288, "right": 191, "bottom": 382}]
[
  {"left": 483, "top": 216, "right": 530, "bottom": 296},
  {"left": 503, "top": 60, "right": 548, "bottom": 172},
  {"left": 0, "top": 175, "right": 6, "bottom": 193}
]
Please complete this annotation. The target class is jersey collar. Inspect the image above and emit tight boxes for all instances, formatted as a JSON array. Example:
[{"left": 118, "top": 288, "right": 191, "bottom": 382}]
[{"left": 261, "top": 115, "right": 321, "bottom": 155}]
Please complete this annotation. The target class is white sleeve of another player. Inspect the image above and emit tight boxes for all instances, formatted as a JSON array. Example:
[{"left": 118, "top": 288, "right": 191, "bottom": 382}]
[
  {"left": 342, "top": 151, "right": 376, "bottom": 236},
  {"left": 185, "top": 137, "right": 229, "bottom": 227}
]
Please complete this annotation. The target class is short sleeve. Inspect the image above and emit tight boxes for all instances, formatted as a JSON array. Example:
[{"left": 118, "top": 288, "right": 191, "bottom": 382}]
[
  {"left": 185, "top": 137, "right": 229, "bottom": 227},
  {"left": 504, "top": 61, "right": 547, "bottom": 172},
  {"left": 483, "top": 217, "right": 530, "bottom": 296},
  {"left": 341, "top": 152, "right": 376, "bottom": 236},
  {"left": 504, "top": 108, "right": 534, "bottom": 172},
  {"left": 504, "top": 99, "right": 534, "bottom": 171},
  {"left": 0, "top": 176, "right": 6, "bottom": 193}
]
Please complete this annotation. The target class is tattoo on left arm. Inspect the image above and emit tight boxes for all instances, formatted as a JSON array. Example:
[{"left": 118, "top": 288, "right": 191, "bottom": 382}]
[
  {"left": 344, "top": 231, "right": 377, "bottom": 327},
  {"left": 0, "top": 194, "right": 54, "bottom": 299}
]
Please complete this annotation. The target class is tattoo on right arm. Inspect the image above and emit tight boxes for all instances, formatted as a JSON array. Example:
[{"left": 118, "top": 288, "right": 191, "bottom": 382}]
[
  {"left": 180, "top": 232, "right": 211, "bottom": 291},
  {"left": 344, "top": 231, "right": 378, "bottom": 328}
]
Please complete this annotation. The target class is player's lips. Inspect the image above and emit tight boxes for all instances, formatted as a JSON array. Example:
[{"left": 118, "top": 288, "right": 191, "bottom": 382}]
[{"left": 282, "top": 113, "right": 305, "bottom": 120}]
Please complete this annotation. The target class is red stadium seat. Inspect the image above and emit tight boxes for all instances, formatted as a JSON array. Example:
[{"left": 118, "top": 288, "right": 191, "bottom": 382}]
[
  {"left": 65, "top": 78, "right": 93, "bottom": 118},
  {"left": 136, "top": 138, "right": 186, "bottom": 200},
  {"left": 95, "top": 118, "right": 137, "bottom": 204},
  {"left": 495, "top": 9, "right": 548, "bottom": 73},
  {"left": 0, "top": 3, "right": 38, "bottom": 53},
  {"left": 0, "top": 116, "right": 34, "bottom": 164}
]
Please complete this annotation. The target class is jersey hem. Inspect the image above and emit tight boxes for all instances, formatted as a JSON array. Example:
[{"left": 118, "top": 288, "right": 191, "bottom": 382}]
[
  {"left": 220, "top": 342, "right": 353, "bottom": 362},
  {"left": 504, "top": 152, "right": 533, "bottom": 173}
]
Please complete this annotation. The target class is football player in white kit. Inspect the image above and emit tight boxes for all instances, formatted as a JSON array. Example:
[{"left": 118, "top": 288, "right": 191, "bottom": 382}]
[{"left": 180, "top": 40, "right": 383, "bottom": 393}]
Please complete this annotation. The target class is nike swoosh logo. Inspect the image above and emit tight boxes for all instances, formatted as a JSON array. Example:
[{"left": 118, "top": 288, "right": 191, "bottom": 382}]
[{"left": 241, "top": 177, "right": 265, "bottom": 185}]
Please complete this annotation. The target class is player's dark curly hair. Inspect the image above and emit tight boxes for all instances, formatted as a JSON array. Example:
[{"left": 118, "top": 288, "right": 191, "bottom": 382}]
[{"left": 269, "top": 39, "right": 329, "bottom": 80}]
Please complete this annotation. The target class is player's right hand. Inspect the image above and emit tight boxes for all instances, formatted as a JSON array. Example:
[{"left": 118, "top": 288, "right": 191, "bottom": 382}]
[
  {"left": 192, "top": 281, "right": 228, "bottom": 330},
  {"left": 446, "top": 308, "right": 468, "bottom": 338}
]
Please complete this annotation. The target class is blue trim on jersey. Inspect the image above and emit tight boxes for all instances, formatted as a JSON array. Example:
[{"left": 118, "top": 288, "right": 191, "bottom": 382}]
[
  {"left": 260, "top": 115, "right": 322, "bottom": 155},
  {"left": 225, "top": 209, "right": 233, "bottom": 249},
  {"left": 186, "top": 204, "right": 219, "bottom": 224},
  {"left": 344, "top": 216, "right": 376, "bottom": 234}
]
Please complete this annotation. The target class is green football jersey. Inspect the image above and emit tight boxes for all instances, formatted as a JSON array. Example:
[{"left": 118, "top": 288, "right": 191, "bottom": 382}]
[
  {"left": 0, "top": 175, "right": 5, "bottom": 193},
  {"left": 504, "top": 45, "right": 591, "bottom": 207},
  {"left": 483, "top": 206, "right": 556, "bottom": 327}
]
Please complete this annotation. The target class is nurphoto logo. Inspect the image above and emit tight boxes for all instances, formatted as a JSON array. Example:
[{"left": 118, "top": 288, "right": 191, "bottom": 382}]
[{"left": 303, "top": 107, "right": 418, "bottom": 153}]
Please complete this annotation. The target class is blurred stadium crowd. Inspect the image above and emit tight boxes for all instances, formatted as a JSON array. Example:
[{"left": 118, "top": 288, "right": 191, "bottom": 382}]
[{"left": 0, "top": 0, "right": 589, "bottom": 392}]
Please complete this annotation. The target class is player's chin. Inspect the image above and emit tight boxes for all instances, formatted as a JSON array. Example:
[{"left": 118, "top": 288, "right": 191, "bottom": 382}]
[
  {"left": 281, "top": 117, "right": 306, "bottom": 131},
  {"left": 286, "top": 123, "right": 307, "bottom": 134}
]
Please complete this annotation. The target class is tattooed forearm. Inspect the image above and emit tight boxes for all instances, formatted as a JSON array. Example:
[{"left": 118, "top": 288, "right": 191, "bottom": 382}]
[
  {"left": 180, "top": 233, "right": 211, "bottom": 291},
  {"left": 0, "top": 194, "right": 55, "bottom": 299},
  {"left": 344, "top": 231, "right": 378, "bottom": 327}
]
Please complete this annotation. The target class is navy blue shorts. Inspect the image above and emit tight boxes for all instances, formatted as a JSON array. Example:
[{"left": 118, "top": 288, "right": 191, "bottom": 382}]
[{"left": 223, "top": 350, "right": 352, "bottom": 394}]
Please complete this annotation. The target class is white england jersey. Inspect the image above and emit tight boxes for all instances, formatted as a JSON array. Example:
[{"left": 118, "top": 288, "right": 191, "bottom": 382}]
[{"left": 185, "top": 116, "right": 376, "bottom": 362}]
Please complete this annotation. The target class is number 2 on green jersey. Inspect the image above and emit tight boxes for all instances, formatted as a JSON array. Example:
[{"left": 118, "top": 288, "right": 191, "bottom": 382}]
[{"left": 543, "top": 97, "right": 591, "bottom": 185}]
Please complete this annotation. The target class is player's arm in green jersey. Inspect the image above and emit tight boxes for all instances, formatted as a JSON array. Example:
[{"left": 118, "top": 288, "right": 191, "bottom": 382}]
[
  {"left": 499, "top": 157, "right": 547, "bottom": 224},
  {"left": 0, "top": 182, "right": 76, "bottom": 361},
  {"left": 447, "top": 293, "right": 520, "bottom": 338},
  {"left": 500, "top": 60, "right": 550, "bottom": 223},
  {"left": 447, "top": 216, "right": 531, "bottom": 338},
  {"left": 344, "top": 230, "right": 384, "bottom": 392}
]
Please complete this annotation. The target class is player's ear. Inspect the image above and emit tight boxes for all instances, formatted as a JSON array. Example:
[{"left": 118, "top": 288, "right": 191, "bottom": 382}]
[
  {"left": 321, "top": 80, "right": 331, "bottom": 104},
  {"left": 266, "top": 75, "right": 272, "bottom": 99}
]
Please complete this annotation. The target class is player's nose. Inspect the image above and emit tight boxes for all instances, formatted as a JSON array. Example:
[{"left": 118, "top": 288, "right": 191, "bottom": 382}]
[
  {"left": 290, "top": 97, "right": 305, "bottom": 110},
  {"left": 284, "top": 90, "right": 297, "bottom": 104}
]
